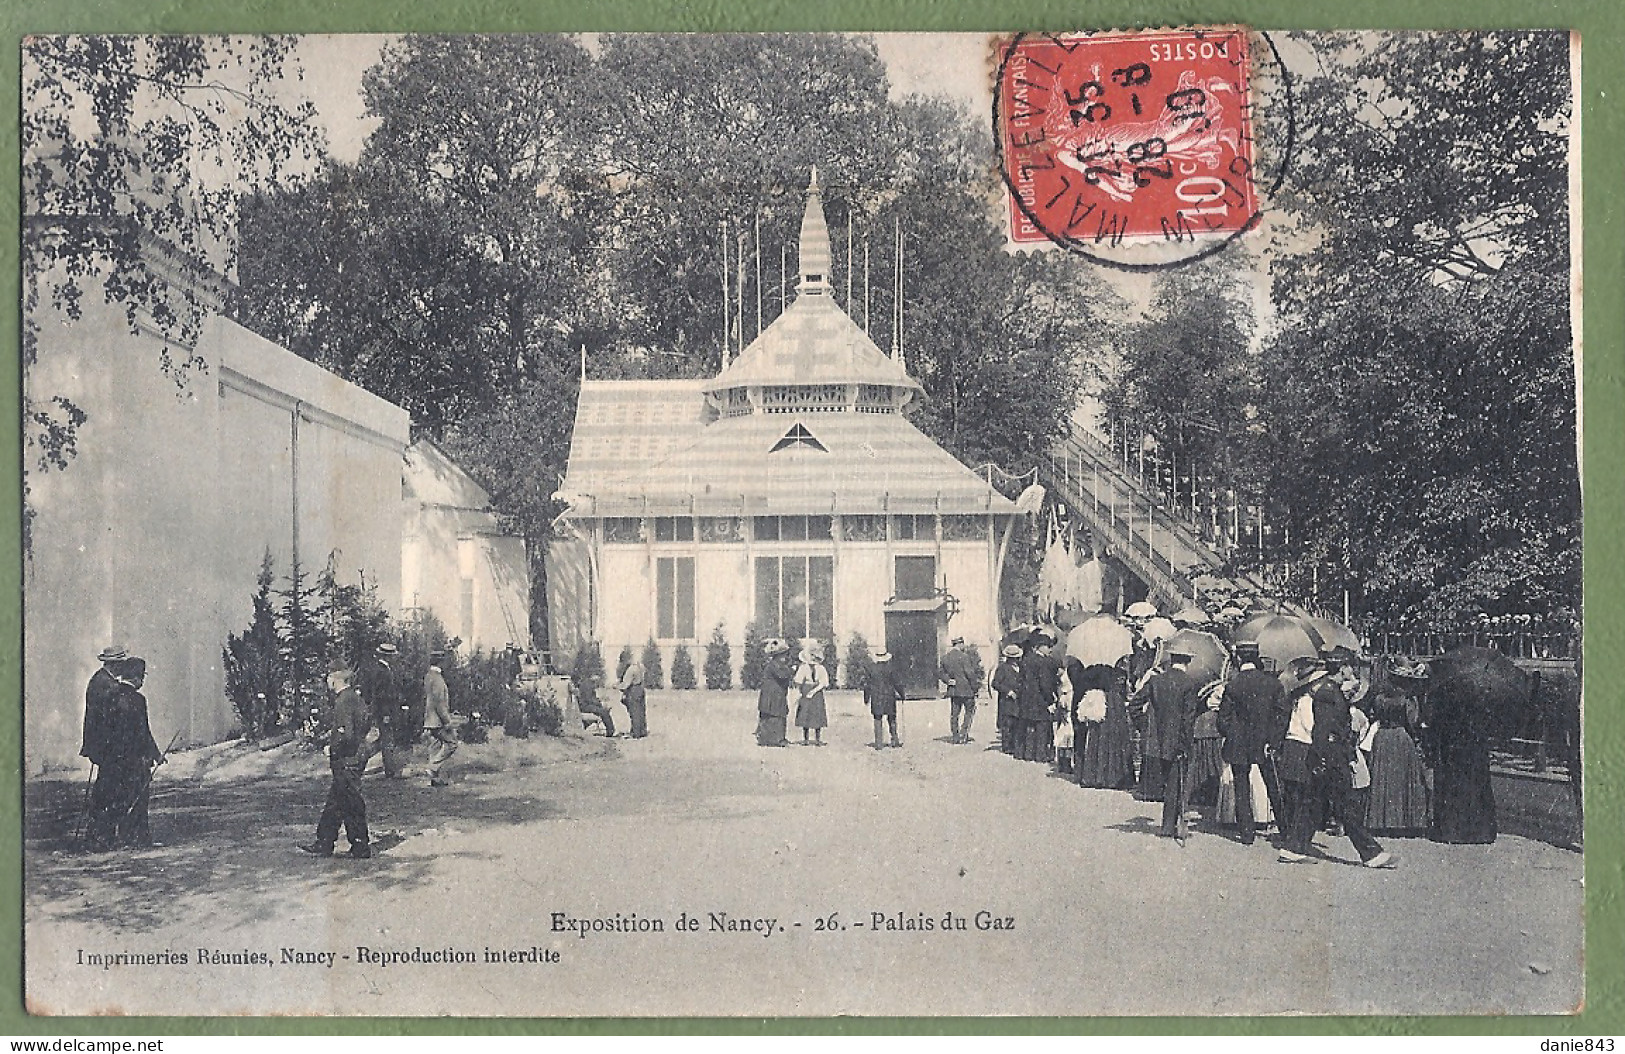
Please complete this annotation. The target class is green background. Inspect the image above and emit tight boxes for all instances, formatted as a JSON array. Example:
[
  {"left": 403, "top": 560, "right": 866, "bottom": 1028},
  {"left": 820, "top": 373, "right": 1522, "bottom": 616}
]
[{"left": 1, "top": 0, "right": 1618, "bottom": 1037}]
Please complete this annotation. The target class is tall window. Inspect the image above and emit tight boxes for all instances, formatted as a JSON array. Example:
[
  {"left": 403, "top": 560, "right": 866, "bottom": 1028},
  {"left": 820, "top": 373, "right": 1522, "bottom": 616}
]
[
  {"left": 754, "top": 556, "right": 834, "bottom": 640},
  {"left": 657, "top": 557, "right": 696, "bottom": 640}
]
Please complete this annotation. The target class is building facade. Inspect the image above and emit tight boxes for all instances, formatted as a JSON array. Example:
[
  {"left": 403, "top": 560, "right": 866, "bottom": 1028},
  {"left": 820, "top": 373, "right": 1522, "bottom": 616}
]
[
  {"left": 550, "top": 172, "right": 1018, "bottom": 693},
  {"left": 25, "top": 254, "right": 411, "bottom": 771},
  {"left": 401, "top": 439, "right": 531, "bottom": 653}
]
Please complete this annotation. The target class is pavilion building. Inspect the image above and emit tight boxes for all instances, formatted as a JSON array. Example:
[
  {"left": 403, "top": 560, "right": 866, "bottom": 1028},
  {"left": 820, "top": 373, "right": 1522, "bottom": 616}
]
[{"left": 549, "top": 171, "right": 1018, "bottom": 695}]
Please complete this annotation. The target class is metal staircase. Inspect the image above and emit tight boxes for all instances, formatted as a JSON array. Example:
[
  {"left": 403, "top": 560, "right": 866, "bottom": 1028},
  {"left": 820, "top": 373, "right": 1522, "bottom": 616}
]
[{"left": 1038, "top": 427, "right": 1280, "bottom": 612}]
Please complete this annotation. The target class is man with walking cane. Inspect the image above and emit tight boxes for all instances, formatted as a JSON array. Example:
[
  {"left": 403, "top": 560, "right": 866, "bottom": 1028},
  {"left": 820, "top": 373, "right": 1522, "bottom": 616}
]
[
  {"left": 82, "top": 654, "right": 165, "bottom": 850},
  {"left": 76, "top": 645, "right": 126, "bottom": 847}
]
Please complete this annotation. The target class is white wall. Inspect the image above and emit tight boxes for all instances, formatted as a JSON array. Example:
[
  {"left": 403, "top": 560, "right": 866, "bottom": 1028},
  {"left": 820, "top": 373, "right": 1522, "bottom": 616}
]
[{"left": 24, "top": 283, "right": 409, "bottom": 772}]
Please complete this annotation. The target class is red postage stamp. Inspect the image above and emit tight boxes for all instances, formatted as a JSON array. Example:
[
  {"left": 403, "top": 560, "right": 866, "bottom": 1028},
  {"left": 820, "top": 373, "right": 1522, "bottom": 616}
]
[{"left": 996, "top": 28, "right": 1258, "bottom": 255}]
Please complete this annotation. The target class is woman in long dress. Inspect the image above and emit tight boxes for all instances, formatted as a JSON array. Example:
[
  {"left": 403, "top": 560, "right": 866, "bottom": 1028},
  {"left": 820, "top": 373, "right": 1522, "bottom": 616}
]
[
  {"left": 792, "top": 647, "right": 830, "bottom": 746},
  {"left": 1427, "top": 678, "right": 1496, "bottom": 843},
  {"left": 1077, "top": 661, "right": 1135, "bottom": 789},
  {"left": 1365, "top": 693, "right": 1430, "bottom": 832},
  {"left": 755, "top": 640, "right": 793, "bottom": 747},
  {"left": 1187, "top": 692, "right": 1225, "bottom": 807}
]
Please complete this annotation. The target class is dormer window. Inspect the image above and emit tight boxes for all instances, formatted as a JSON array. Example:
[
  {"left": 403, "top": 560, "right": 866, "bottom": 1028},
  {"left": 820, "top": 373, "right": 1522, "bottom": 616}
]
[{"left": 771, "top": 423, "right": 827, "bottom": 453}]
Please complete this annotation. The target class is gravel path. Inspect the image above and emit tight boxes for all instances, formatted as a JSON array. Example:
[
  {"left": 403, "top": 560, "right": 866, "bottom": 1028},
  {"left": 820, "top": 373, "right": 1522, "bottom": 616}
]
[{"left": 24, "top": 690, "right": 1583, "bottom": 1017}]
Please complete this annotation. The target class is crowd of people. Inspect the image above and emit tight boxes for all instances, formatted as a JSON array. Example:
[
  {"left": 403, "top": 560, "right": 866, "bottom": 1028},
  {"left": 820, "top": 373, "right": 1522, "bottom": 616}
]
[
  {"left": 73, "top": 605, "right": 1544, "bottom": 864},
  {"left": 984, "top": 608, "right": 1504, "bottom": 865}
]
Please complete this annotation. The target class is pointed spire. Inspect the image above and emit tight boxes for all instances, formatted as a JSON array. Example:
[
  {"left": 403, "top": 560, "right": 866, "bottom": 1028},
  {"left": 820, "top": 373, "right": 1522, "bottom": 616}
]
[{"left": 797, "top": 166, "right": 832, "bottom": 296}]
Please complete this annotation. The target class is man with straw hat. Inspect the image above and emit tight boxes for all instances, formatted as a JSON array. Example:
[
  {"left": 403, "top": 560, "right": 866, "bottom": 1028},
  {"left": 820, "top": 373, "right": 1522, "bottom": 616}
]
[
  {"left": 991, "top": 643, "right": 1024, "bottom": 754},
  {"left": 83, "top": 650, "right": 164, "bottom": 850},
  {"left": 1277, "top": 645, "right": 1396, "bottom": 869},
  {"left": 360, "top": 641, "right": 408, "bottom": 778},
  {"left": 866, "top": 650, "right": 903, "bottom": 750},
  {"left": 756, "top": 639, "right": 793, "bottom": 747}
]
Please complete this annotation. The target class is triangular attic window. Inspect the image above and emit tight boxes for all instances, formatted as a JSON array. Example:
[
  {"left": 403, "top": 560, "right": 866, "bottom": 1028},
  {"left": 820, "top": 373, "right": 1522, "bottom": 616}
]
[{"left": 771, "top": 423, "right": 827, "bottom": 453}]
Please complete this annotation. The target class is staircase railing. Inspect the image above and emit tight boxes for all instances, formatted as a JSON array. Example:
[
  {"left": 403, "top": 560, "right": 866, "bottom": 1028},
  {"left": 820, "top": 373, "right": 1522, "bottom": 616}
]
[{"left": 1040, "top": 426, "right": 1283, "bottom": 611}]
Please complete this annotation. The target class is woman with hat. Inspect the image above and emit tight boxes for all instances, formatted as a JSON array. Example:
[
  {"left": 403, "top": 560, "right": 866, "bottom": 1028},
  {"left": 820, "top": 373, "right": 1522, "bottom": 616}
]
[
  {"left": 1364, "top": 662, "right": 1430, "bottom": 833},
  {"left": 792, "top": 644, "right": 830, "bottom": 746},
  {"left": 755, "top": 639, "right": 794, "bottom": 747},
  {"left": 992, "top": 644, "right": 1024, "bottom": 754},
  {"left": 1076, "top": 657, "right": 1135, "bottom": 790}
]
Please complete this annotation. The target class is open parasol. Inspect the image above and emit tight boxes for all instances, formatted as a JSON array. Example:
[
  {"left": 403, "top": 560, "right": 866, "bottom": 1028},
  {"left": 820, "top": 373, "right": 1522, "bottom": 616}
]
[
  {"left": 1140, "top": 616, "right": 1177, "bottom": 646},
  {"left": 1124, "top": 601, "right": 1159, "bottom": 619},
  {"left": 1157, "top": 628, "right": 1229, "bottom": 685},
  {"left": 1304, "top": 616, "right": 1362, "bottom": 657},
  {"left": 1067, "top": 615, "right": 1134, "bottom": 669},
  {"left": 1233, "top": 613, "right": 1321, "bottom": 673},
  {"left": 1171, "top": 605, "right": 1211, "bottom": 627}
]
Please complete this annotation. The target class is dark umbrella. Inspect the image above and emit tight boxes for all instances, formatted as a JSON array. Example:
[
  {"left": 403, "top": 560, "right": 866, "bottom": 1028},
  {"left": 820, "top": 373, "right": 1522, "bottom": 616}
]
[{"left": 1425, "top": 646, "right": 1533, "bottom": 737}]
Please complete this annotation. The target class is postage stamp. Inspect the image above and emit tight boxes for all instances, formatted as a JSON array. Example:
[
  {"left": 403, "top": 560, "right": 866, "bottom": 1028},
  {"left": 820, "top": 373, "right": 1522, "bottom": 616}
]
[{"left": 995, "top": 28, "right": 1265, "bottom": 265}]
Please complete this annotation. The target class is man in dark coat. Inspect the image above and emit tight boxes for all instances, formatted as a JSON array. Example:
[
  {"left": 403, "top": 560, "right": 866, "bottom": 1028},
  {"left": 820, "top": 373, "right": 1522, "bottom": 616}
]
[
  {"left": 1015, "top": 634, "right": 1061, "bottom": 762},
  {"left": 1279, "top": 647, "right": 1396, "bottom": 868},
  {"left": 359, "top": 642, "right": 408, "bottom": 777},
  {"left": 866, "top": 651, "right": 903, "bottom": 749},
  {"left": 1217, "top": 641, "right": 1286, "bottom": 845},
  {"left": 1135, "top": 650, "right": 1202, "bottom": 839},
  {"left": 81, "top": 644, "right": 126, "bottom": 778},
  {"left": 84, "top": 655, "right": 163, "bottom": 850},
  {"left": 756, "top": 639, "right": 793, "bottom": 747},
  {"left": 991, "top": 644, "right": 1023, "bottom": 754},
  {"left": 939, "top": 637, "right": 980, "bottom": 744},
  {"left": 302, "top": 664, "right": 372, "bottom": 859}
]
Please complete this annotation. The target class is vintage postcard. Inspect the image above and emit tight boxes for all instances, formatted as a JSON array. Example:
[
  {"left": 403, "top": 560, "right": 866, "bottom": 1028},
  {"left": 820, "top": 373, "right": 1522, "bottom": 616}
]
[{"left": 20, "top": 29, "right": 1582, "bottom": 1017}]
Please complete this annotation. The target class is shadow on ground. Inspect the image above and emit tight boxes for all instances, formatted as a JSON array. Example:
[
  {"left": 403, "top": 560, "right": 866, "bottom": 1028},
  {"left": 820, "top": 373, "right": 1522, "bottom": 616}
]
[{"left": 24, "top": 734, "right": 817, "bottom": 934}]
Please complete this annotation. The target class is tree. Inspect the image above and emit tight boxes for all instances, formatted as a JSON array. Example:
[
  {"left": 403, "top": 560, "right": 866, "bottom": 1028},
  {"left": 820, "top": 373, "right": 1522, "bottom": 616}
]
[
  {"left": 741, "top": 621, "right": 767, "bottom": 692},
  {"left": 670, "top": 646, "right": 697, "bottom": 690},
  {"left": 843, "top": 631, "right": 874, "bottom": 690},
  {"left": 235, "top": 37, "right": 609, "bottom": 648},
  {"left": 1255, "top": 31, "right": 1578, "bottom": 620},
  {"left": 276, "top": 557, "right": 330, "bottom": 736},
  {"left": 703, "top": 623, "right": 734, "bottom": 690},
  {"left": 570, "top": 640, "right": 605, "bottom": 702},
  {"left": 222, "top": 551, "right": 285, "bottom": 739},
  {"left": 640, "top": 638, "right": 665, "bottom": 690},
  {"left": 23, "top": 36, "right": 320, "bottom": 547},
  {"left": 1101, "top": 262, "right": 1258, "bottom": 502}
]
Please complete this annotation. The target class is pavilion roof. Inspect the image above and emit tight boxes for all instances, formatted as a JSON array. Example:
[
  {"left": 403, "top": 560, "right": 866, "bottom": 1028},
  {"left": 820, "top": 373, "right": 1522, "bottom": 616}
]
[{"left": 560, "top": 387, "right": 1013, "bottom": 517}]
